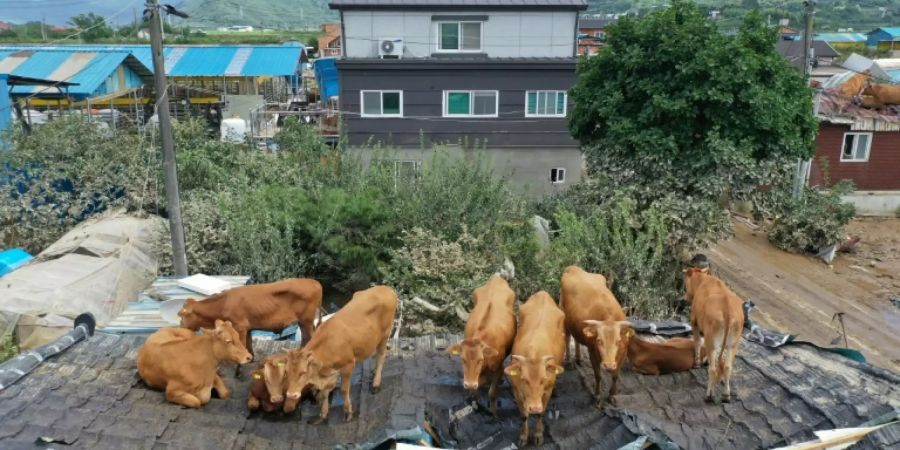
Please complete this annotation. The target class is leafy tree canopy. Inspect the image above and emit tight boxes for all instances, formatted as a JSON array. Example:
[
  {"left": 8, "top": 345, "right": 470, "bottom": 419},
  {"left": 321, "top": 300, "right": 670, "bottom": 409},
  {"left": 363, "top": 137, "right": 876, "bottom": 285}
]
[
  {"left": 569, "top": 0, "right": 817, "bottom": 202},
  {"left": 67, "top": 13, "right": 113, "bottom": 42}
]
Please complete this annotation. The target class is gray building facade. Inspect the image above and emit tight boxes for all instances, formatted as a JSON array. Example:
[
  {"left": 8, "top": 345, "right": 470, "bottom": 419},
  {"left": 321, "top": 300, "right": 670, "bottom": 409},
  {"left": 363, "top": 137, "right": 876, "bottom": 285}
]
[{"left": 329, "top": 0, "right": 588, "bottom": 196}]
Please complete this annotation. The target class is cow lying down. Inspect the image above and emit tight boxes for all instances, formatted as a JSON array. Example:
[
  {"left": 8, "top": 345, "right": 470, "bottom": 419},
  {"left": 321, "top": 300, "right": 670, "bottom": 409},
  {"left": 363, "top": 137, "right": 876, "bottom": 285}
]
[{"left": 627, "top": 336, "right": 708, "bottom": 375}]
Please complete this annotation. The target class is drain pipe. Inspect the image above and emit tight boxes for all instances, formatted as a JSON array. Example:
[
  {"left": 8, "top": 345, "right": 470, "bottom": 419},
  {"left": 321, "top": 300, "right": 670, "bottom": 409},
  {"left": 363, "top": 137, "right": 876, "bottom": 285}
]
[{"left": 0, "top": 313, "right": 96, "bottom": 391}]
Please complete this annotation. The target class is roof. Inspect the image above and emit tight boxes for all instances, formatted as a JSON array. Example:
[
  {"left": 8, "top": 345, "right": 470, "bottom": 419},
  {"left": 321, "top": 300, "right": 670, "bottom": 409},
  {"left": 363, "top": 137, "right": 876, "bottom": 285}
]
[
  {"left": 868, "top": 27, "right": 900, "bottom": 38},
  {"left": 0, "top": 49, "right": 152, "bottom": 98},
  {"left": 814, "top": 32, "right": 867, "bottom": 43},
  {"left": 0, "top": 330, "right": 897, "bottom": 449},
  {"left": 0, "top": 45, "right": 304, "bottom": 78},
  {"left": 329, "top": 0, "right": 589, "bottom": 10},
  {"left": 578, "top": 17, "right": 615, "bottom": 29},
  {"left": 817, "top": 88, "right": 900, "bottom": 130},
  {"left": 775, "top": 40, "right": 841, "bottom": 69},
  {"left": 0, "top": 73, "right": 77, "bottom": 87}
]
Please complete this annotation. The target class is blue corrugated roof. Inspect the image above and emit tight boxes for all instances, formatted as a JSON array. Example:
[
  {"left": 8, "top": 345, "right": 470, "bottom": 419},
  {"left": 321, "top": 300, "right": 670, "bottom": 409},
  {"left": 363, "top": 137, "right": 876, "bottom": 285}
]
[
  {"left": 9, "top": 51, "right": 72, "bottom": 80},
  {"left": 170, "top": 47, "right": 238, "bottom": 76},
  {"left": 241, "top": 47, "right": 302, "bottom": 76},
  {"left": 889, "top": 69, "right": 900, "bottom": 82},
  {"left": 68, "top": 52, "right": 130, "bottom": 96},
  {"left": 0, "top": 49, "right": 150, "bottom": 98},
  {"left": 869, "top": 27, "right": 900, "bottom": 37},
  {"left": 814, "top": 33, "right": 867, "bottom": 43}
]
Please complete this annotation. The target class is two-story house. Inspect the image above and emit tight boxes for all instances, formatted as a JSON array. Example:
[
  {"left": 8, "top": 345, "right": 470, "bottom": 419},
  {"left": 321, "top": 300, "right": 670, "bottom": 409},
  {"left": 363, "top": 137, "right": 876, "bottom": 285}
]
[{"left": 329, "top": 0, "right": 588, "bottom": 196}]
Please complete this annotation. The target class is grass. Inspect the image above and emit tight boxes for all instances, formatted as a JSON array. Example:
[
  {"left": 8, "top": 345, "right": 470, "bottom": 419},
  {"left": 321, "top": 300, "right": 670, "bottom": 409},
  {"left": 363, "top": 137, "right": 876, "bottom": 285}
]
[{"left": 0, "top": 334, "right": 18, "bottom": 364}]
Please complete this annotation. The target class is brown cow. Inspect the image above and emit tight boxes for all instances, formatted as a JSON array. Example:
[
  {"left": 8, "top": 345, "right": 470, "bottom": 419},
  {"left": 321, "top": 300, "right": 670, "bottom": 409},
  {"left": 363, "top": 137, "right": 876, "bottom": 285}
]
[
  {"left": 285, "top": 285, "right": 397, "bottom": 425},
  {"left": 684, "top": 267, "right": 744, "bottom": 403},
  {"left": 862, "top": 82, "right": 900, "bottom": 106},
  {"left": 447, "top": 275, "right": 517, "bottom": 416},
  {"left": 560, "top": 266, "right": 629, "bottom": 406},
  {"left": 504, "top": 291, "right": 565, "bottom": 447},
  {"left": 627, "top": 336, "right": 707, "bottom": 375},
  {"left": 247, "top": 352, "right": 300, "bottom": 414},
  {"left": 178, "top": 278, "right": 323, "bottom": 363},
  {"left": 137, "top": 320, "right": 252, "bottom": 408}
]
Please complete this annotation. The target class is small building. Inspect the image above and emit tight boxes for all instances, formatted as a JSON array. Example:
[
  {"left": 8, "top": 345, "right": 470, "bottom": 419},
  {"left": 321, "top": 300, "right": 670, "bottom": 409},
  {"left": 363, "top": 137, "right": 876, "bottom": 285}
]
[
  {"left": 775, "top": 40, "right": 841, "bottom": 81},
  {"left": 318, "top": 23, "right": 342, "bottom": 57},
  {"left": 0, "top": 48, "right": 152, "bottom": 109},
  {"left": 866, "top": 27, "right": 900, "bottom": 50},
  {"left": 577, "top": 17, "right": 615, "bottom": 56},
  {"left": 813, "top": 32, "right": 867, "bottom": 50},
  {"left": 779, "top": 26, "right": 800, "bottom": 41},
  {"left": 809, "top": 81, "right": 900, "bottom": 215}
]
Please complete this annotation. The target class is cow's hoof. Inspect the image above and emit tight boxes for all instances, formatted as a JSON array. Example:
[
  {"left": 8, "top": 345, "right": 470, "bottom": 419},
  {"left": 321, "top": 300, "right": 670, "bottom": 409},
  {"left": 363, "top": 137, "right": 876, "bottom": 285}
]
[
  {"left": 307, "top": 416, "right": 326, "bottom": 425},
  {"left": 704, "top": 395, "right": 715, "bottom": 404},
  {"left": 370, "top": 384, "right": 381, "bottom": 395},
  {"left": 722, "top": 393, "right": 734, "bottom": 403},
  {"left": 534, "top": 435, "right": 544, "bottom": 446},
  {"left": 518, "top": 437, "right": 529, "bottom": 448},
  {"left": 343, "top": 411, "right": 354, "bottom": 423}
]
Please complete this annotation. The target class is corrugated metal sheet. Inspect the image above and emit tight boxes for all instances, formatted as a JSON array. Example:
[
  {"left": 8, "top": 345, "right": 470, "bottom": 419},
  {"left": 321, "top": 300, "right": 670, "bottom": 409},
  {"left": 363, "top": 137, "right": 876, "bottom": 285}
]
[
  {"left": 171, "top": 47, "right": 237, "bottom": 76},
  {"left": 814, "top": 33, "right": 867, "bottom": 43},
  {"left": 8, "top": 51, "right": 71, "bottom": 79},
  {"left": 240, "top": 46, "right": 301, "bottom": 76},
  {"left": 1, "top": 50, "right": 143, "bottom": 98}
]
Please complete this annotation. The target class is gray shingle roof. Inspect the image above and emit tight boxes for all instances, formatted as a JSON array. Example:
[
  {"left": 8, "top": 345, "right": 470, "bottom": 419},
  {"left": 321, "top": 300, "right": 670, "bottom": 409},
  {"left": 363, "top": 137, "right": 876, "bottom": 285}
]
[
  {"left": 578, "top": 17, "right": 616, "bottom": 29},
  {"left": 776, "top": 40, "right": 841, "bottom": 70},
  {"left": 329, "top": 0, "right": 588, "bottom": 10},
  {"left": 0, "top": 330, "right": 898, "bottom": 449}
]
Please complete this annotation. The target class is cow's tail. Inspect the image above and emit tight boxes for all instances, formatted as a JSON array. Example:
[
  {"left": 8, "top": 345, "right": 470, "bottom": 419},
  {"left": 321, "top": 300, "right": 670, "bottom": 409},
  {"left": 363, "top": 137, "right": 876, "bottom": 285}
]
[{"left": 716, "top": 317, "right": 731, "bottom": 376}]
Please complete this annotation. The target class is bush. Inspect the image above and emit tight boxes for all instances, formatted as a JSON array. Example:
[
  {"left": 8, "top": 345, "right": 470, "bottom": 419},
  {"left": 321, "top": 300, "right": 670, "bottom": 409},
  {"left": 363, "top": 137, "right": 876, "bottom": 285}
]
[{"left": 768, "top": 181, "right": 856, "bottom": 253}]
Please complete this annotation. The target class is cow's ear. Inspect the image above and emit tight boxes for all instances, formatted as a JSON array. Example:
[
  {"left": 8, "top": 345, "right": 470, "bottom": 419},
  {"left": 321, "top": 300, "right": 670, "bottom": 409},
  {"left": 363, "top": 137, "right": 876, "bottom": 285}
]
[
  {"left": 276, "top": 359, "right": 287, "bottom": 368},
  {"left": 700, "top": 267, "right": 709, "bottom": 274},
  {"left": 482, "top": 345, "right": 498, "bottom": 359},
  {"left": 623, "top": 328, "right": 635, "bottom": 340},
  {"left": 548, "top": 363, "right": 564, "bottom": 376},
  {"left": 214, "top": 319, "right": 225, "bottom": 329},
  {"left": 447, "top": 343, "right": 462, "bottom": 356},
  {"left": 504, "top": 364, "right": 520, "bottom": 377},
  {"left": 582, "top": 326, "right": 596, "bottom": 339},
  {"left": 308, "top": 355, "right": 322, "bottom": 371}
]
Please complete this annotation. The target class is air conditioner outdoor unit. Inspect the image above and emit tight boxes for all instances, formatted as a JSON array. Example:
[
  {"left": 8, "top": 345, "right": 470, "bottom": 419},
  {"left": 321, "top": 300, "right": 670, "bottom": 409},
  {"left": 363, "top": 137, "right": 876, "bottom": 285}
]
[{"left": 379, "top": 37, "right": 403, "bottom": 59}]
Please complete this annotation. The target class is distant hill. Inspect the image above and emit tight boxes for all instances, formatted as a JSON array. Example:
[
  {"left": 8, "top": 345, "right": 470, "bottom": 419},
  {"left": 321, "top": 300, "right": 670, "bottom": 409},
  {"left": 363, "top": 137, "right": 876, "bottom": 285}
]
[{"left": 0, "top": 0, "right": 894, "bottom": 32}]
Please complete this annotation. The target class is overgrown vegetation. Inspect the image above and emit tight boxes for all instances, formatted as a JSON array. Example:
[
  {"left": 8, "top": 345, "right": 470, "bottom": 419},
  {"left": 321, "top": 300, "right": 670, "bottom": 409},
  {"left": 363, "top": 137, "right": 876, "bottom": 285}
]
[
  {"left": 768, "top": 181, "right": 856, "bottom": 253},
  {"left": 0, "top": 334, "right": 18, "bottom": 364}
]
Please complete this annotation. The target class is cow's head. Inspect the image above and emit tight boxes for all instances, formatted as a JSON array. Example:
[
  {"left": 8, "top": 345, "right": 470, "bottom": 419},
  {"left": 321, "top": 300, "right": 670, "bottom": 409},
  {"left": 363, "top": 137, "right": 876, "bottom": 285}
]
[
  {"left": 582, "top": 320, "right": 633, "bottom": 372},
  {"left": 178, "top": 298, "right": 208, "bottom": 330},
  {"left": 447, "top": 338, "right": 499, "bottom": 393},
  {"left": 262, "top": 354, "right": 290, "bottom": 404},
  {"left": 504, "top": 354, "right": 563, "bottom": 415},
  {"left": 203, "top": 319, "right": 252, "bottom": 365},
  {"left": 682, "top": 267, "right": 709, "bottom": 303},
  {"left": 285, "top": 350, "right": 338, "bottom": 401}
]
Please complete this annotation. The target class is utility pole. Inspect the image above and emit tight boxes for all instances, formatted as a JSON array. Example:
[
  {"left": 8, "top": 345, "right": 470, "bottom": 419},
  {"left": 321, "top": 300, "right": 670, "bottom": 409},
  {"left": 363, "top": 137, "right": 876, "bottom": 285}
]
[
  {"left": 148, "top": 0, "right": 189, "bottom": 276},
  {"left": 41, "top": 15, "right": 47, "bottom": 41},
  {"left": 793, "top": 0, "right": 816, "bottom": 199}
]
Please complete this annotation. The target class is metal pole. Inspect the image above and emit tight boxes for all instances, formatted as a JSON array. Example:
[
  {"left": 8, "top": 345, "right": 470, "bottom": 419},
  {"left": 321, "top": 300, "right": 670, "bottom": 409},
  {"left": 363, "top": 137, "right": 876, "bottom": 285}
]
[{"left": 149, "top": 0, "right": 189, "bottom": 276}]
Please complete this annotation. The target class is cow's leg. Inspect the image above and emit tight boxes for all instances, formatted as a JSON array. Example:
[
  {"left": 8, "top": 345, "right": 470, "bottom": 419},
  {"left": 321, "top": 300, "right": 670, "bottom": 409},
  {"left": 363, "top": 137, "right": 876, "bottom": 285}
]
[
  {"left": 534, "top": 415, "right": 545, "bottom": 446},
  {"left": 371, "top": 336, "right": 389, "bottom": 394},
  {"left": 283, "top": 396, "right": 299, "bottom": 415},
  {"left": 608, "top": 369, "right": 620, "bottom": 406},
  {"left": 517, "top": 415, "right": 530, "bottom": 448},
  {"left": 722, "top": 332, "right": 740, "bottom": 403},
  {"left": 574, "top": 339, "right": 583, "bottom": 365},
  {"left": 233, "top": 328, "right": 252, "bottom": 378},
  {"left": 488, "top": 373, "right": 501, "bottom": 417},
  {"left": 299, "top": 319, "right": 314, "bottom": 347},
  {"left": 166, "top": 385, "right": 202, "bottom": 408},
  {"left": 565, "top": 330, "right": 572, "bottom": 363},
  {"left": 705, "top": 332, "right": 721, "bottom": 403},
  {"left": 692, "top": 322, "right": 702, "bottom": 369},
  {"left": 212, "top": 372, "right": 230, "bottom": 400},
  {"left": 308, "top": 389, "right": 331, "bottom": 425},
  {"left": 588, "top": 349, "right": 603, "bottom": 403},
  {"left": 340, "top": 365, "right": 355, "bottom": 422},
  {"left": 248, "top": 394, "right": 260, "bottom": 411}
]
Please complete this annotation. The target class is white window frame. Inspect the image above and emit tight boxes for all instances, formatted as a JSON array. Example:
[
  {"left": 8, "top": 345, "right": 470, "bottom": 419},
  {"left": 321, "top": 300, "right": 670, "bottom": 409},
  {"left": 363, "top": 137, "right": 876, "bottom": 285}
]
[
  {"left": 360, "top": 90, "right": 403, "bottom": 118},
  {"left": 435, "top": 21, "right": 484, "bottom": 53},
  {"left": 442, "top": 90, "right": 499, "bottom": 118},
  {"left": 839, "top": 132, "right": 872, "bottom": 162},
  {"left": 525, "top": 91, "right": 568, "bottom": 118},
  {"left": 550, "top": 167, "right": 566, "bottom": 184}
]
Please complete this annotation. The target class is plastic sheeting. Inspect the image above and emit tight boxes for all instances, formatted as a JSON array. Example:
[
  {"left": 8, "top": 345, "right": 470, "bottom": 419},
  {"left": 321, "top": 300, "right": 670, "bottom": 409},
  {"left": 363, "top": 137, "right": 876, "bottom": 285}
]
[{"left": 0, "top": 212, "right": 164, "bottom": 337}]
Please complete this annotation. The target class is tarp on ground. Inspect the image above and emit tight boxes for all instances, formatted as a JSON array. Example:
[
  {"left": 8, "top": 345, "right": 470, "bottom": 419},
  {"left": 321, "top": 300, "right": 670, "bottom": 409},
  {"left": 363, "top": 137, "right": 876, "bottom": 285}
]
[{"left": 0, "top": 211, "right": 164, "bottom": 347}]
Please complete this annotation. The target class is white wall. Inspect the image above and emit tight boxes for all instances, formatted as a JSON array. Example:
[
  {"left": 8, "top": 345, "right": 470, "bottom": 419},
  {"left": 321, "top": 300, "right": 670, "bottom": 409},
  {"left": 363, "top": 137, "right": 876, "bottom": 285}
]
[
  {"left": 842, "top": 191, "right": 900, "bottom": 216},
  {"left": 343, "top": 10, "right": 577, "bottom": 58}
]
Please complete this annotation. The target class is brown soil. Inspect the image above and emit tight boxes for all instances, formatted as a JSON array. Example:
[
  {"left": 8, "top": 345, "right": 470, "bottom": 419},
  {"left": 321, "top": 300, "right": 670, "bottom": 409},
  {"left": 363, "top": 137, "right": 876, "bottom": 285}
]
[{"left": 707, "top": 217, "right": 900, "bottom": 372}]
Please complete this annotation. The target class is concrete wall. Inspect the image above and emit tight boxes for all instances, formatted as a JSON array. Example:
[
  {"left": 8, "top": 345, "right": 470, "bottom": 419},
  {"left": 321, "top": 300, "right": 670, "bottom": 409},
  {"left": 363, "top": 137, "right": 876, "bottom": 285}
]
[
  {"left": 348, "top": 145, "right": 584, "bottom": 198},
  {"left": 342, "top": 10, "right": 577, "bottom": 58},
  {"left": 842, "top": 191, "right": 900, "bottom": 216}
]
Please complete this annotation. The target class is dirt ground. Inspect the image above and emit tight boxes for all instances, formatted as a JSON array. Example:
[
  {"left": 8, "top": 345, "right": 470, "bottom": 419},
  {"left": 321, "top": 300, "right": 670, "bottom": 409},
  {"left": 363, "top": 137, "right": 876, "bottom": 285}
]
[{"left": 708, "top": 217, "right": 900, "bottom": 372}]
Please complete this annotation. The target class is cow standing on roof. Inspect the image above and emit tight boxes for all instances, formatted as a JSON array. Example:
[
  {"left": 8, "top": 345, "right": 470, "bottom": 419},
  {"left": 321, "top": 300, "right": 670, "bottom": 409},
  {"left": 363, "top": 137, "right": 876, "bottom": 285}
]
[
  {"left": 137, "top": 320, "right": 252, "bottom": 408},
  {"left": 447, "top": 275, "right": 517, "bottom": 416},
  {"left": 285, "top": 285, "right": 397, "bottom": 425},
  {"left": 683, "top": 267, "right": 744, "bottom": 403},
  {"left": 178, "top": 278, "right": 323, "bottom": 375},
  {"left": 560, "top": 266, "right": 631, "bottom": 406},
  {"left": 505, "top": 291, "right": 565, "bottom": 447}
]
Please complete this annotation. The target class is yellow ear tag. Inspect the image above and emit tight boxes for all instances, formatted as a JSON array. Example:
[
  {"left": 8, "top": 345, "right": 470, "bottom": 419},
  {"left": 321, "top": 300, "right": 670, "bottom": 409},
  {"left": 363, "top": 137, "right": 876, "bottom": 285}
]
[
  {"left": 507, "top": 367, "right": 520, "bottom": 377},
  {"left": 252, "top": 373, "right": 262, "bottom": 380},
  {"left": 553, "top": 366, "right": 564, "bottom": 375},
  {"left": 277, "top": 361, "right": 286, "bottom": 367}
]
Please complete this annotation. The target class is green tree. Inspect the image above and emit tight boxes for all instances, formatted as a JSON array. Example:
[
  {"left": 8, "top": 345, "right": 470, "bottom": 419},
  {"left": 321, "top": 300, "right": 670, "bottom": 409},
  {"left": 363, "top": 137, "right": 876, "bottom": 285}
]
[
  {"left": 67, "top": 13, "right": 113, "bottom": 42},
  {"left": 569, "top": 1, "right": 817, "bottom": 203}
]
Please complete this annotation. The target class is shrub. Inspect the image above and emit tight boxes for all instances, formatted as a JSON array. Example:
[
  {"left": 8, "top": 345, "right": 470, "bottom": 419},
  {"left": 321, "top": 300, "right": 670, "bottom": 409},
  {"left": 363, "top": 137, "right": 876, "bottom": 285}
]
[
  {"left": 768, "top": 181, "right": 856, "bottom": 253},
  {"left": 0, "top": 334, "right": 18, "bottom": 364}
]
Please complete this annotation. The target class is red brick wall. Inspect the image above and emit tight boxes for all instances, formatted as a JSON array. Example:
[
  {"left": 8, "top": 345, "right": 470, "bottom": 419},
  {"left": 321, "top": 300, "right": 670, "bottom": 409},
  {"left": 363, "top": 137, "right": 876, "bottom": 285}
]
[{"left": 809, "top": 123, "right": 900, "bottom": 191}]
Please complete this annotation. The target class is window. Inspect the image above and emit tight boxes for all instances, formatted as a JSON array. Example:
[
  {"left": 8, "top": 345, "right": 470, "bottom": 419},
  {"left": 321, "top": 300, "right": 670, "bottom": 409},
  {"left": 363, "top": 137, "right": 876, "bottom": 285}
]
[
  {"left": 840, "top": 132, "right": 872, "bottom": 162},
  {"left": 593, "top": 31, "right": 606, "bottom": 40},
  {"left": 526, "top": 91, "right": 567, "bottom": 117},
  {"left": 361, "top": 91, "right": 402, "bottom": 117},
  {"left": 443, "top": 90, "right": 498, "bottom": 117},
  {"left": 550, "top": 168, "right": 566, "bottom": 184},
  {"left": 437, "top": 21, "right": 482, "bottom": 52}
]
